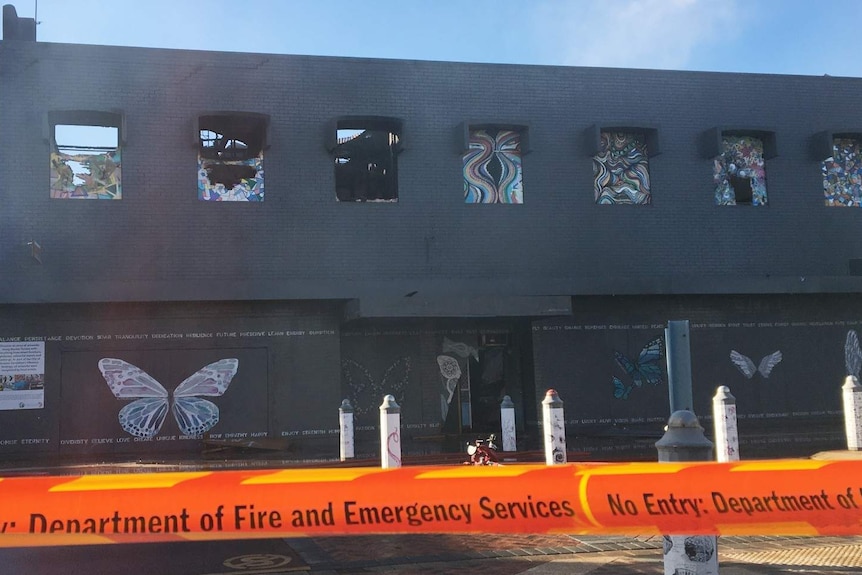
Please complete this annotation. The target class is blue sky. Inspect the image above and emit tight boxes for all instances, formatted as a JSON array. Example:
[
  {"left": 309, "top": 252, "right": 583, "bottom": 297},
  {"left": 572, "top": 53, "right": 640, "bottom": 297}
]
[{"left": 4, "top": 0, "right": 862, "bottom": 77}]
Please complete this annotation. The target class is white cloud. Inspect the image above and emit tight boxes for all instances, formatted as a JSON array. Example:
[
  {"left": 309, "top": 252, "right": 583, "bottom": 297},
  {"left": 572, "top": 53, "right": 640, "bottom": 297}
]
[{"left": 531, "top": 0, "right": 740, "bottom": 70}]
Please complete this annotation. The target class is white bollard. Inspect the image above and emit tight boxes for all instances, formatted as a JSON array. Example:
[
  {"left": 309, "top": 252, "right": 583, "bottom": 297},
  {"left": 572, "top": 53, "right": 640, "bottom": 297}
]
[
  {"left": 663, "top": 535, "right": 718, "bottom": 575},
  {"left": 842, "top": 376, "right": 862, "bottom": 451},
  {"left": 656, "top": 411, "right": 718, "bottom": 575},
  {"left": 542, "top": 389, "right": 566, "bottom": 465},
  {"left": 379, "top": 394, "right": 401, "bottom": 468},
  {"left": 500, "top": 395, "right": 517, "bottom": 452},
  {"left": 712, "top": 386, "right": 739, "bottom": 462},
  {"left": 339, "top": 399, "right": 354, "bottom": 461}
]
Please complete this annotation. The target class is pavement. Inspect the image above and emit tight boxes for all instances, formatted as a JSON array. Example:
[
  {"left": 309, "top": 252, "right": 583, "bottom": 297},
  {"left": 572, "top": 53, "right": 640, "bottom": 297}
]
[
  {"left": 289, "top": 533, "right": 862, "bottom": 574},
  {"left": 4, "top": 533, "right": 861, "bottom": 574}
]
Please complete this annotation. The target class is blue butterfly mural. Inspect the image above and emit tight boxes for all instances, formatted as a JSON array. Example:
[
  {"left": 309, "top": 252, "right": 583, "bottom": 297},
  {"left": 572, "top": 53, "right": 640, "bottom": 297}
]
[
  {"left": 612, "top": 336, "right": 665, "bottom": 400},
  {"left": 612, "top": 377, "right": 632, "bottom": 399}
]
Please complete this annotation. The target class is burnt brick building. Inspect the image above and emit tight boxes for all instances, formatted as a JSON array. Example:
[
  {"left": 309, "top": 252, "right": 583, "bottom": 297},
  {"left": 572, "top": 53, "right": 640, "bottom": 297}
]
[{"left": 2, "top": 5, "right": 861, "bottom": 463}]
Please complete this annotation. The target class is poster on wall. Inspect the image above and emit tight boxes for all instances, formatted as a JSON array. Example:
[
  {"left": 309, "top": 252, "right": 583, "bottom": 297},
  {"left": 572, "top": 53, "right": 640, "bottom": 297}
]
[{"left": 0, "top": 341, "right": 45, "bottom": 410}]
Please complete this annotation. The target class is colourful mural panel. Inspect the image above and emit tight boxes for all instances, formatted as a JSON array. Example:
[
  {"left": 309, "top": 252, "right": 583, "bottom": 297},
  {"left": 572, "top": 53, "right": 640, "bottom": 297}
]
[
  {"left": 714, "top": 136, "right": 768, "bottom": 205},
  {"left": 593, "top": 132, "right": 651, "bottom": 204},
  {"left": 197, "top": 153, "right": 264, "bottom": 202},
  {"left": 823, "top": 138, "right": 862, "bottom": 207},
  {"left": 464, "top": 129, "right": 523, "bottom": 204},
  {"left": 50, "top": 150, "right": 122, "bottom": 199}
]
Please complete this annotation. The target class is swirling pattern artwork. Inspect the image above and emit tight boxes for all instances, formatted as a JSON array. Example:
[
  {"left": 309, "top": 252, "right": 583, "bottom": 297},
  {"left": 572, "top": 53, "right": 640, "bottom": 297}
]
[
  {"left": 714, "top": 136, "right": 768, "bottom": 205},
  {"left": 593, "top": 132, "right": 651, "bottom": 204},
  {"left": 464, "top": 129, "right": 523, "bottom": 204},
  {"left": 823, "top": 138, "right": 862, "bottom": 207}
]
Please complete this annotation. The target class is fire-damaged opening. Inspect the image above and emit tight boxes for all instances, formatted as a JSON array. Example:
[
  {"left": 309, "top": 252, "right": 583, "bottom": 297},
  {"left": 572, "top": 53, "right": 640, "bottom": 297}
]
[
  {"left": 334, "top": 118, "right": 402, "bottom": 202},
  {"left": 729, "top": 174, "right": 753, "bottom": 204},
  {"left": 48, "top": 111, "right": 123, "bottom": 200},
  {"left": 712, "top": 131, "right": 771, "bottom": 206},
  {"left": 197, "top": 113, "right": 268, "bottom": 202},
  {"left": 203, "top": 163, "right": 257, "bottom": 189},
  {"left": 198, "top": 116, "right": 265, "bottom": 161}
]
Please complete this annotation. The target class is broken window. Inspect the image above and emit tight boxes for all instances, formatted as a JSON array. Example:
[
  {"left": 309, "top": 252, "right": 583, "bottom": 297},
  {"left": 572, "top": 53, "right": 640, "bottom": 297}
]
[
  {"left": 464, "top": 128, "right": 524, "bottom": 204},
  {"left": 728, "top": 174, "right": 753, "bottom": 204},
  {"left": 49, "top": 111, "right": 123, "bottom": 200},
  {"left": 823, "top": 137, "right": 862, "bottom": 207},
  {"left": 714, "top": 135, "right": 768, "bottom": 206},
  {"left": 333, "top": 118, "right": 402, "bottom": 202},
  {"left": 197, "top": 113, "right": 268, "bottom": 201},
  {"left": 593, "top": 132, "right": 651, "bottom": 204}
]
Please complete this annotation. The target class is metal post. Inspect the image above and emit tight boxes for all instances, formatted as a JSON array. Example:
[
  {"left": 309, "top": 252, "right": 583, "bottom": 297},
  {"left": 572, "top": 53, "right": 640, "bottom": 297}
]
[
  {"left": 665, "top": 320, "right": 693, "bottom": 413},
  {"left": 842, "top": 376, "right": 862, "bottom": 451},
  {"left": 379, "top": 394, "right": 401, "bottom": 469},
  {"left": 656, "top": 410, "right": 717, "bottom": 575},
  {"left": 500, "top": 395, "right": 517, "bottom": 452},
  {"left": 339, "top": 399, "right": 354, "bottom": 461},
  {"left": 541, "top": 389, "right": 566, "bottom": 465},
  {"left": 712, "top": 386, "right": 739, "bottom": 462}
]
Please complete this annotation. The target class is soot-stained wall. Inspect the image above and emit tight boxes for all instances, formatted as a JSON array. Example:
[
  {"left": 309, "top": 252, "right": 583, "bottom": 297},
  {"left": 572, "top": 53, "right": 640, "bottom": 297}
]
[
  {"left": 4, "top": 41, "right": 862, "bottom": 304},
  {"left": 4, "top": 34, "right": 862, "bottom": 461}
]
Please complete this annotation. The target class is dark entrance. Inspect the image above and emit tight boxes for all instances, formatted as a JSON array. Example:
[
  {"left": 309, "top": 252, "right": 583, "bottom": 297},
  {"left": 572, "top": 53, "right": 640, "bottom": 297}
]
[
  {"left": 467, "top": 339, "right": 508, "bottom": 432},
  {"left": 455, "top": 328, "right": 535, "bottom": 434}
]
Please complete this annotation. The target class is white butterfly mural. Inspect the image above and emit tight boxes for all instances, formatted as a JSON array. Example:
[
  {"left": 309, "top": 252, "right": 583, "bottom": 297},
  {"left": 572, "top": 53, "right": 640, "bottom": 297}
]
[
  {"left": 729, "top": 350, "right": 782, "bottom": 379},
  {"left": 340, "top": 357, "right": 411, "bottom": 417},
  {"left": 98, "top": 358, "right": 238, "bottom": 438}
]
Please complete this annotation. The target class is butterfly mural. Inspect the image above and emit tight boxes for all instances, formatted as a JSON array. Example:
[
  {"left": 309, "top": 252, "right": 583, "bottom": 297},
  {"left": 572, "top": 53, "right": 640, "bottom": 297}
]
[
  {"left": 729, "top": 350, "right": 782, "bottom": 379},
  {"left": 612, "top": 336, "right": 665, "bottom": 400},
  {"left": 99, "top": 358, "right": 238, "bottom": 438},
  {"left": 341, "top": 357, "right": 411, "bottom": 418},
  {"left": 845, "top": 330, "right": 861, "bottom": 378}
]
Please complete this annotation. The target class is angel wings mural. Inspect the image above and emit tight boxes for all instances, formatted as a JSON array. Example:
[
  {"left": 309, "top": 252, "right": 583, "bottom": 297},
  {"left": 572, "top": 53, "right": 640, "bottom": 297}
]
[{"left": 729, "top": 350, "right": 782, "bottom": 379}]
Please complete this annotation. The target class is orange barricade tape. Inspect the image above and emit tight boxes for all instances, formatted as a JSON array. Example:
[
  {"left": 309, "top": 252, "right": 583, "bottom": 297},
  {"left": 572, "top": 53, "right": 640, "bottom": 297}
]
[{"left": 1, "top": 460, "right": 862, "bottom": 547}]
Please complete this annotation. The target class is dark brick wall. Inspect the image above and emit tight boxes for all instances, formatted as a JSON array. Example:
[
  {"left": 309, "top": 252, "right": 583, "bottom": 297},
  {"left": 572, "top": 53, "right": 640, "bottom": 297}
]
[
  {"left": 0, "top": 301, "right": 344, "bottom": 460},
  {"left": 3, "top": 41, "right": 862, "bottom": 304},
  {"left": 531, "top": 293, "right": 861, "bottom": 459},
  {"left": 0, "top": 302, "right": 536, "bottom": 461}
]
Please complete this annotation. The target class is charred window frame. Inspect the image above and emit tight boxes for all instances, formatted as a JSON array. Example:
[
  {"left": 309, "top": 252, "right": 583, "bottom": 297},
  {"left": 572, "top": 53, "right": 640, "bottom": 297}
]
[
  {"left": 702, "top": 127, "right": 776, "bottom": 207},
  {"left": 2, "top": 5, "right": 36, "bottom": 41},
  {"left": 458, "top": 121, "right": 529, "bottom": 204},
  {"left": 326, "top": 116, "right": 404, "bottom": 202},
  {"left": 196, "top": 113, "right": 269, "bottom": 202},
  {"left": 45, "top": 110, "right": 125, "bottom": 200}
]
